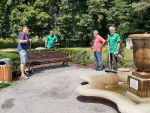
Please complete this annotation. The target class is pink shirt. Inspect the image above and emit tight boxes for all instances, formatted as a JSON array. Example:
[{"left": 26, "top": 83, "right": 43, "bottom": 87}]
[{"left": 93, "top": 35, "right": 104, "bottom": 52}]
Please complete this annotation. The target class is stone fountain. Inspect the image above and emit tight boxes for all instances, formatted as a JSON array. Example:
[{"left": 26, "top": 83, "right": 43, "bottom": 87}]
[
  {"left": 76, "top": 34, "right": 150, "bottom": 113},
  {"left": 127, "top": 34, "right": 150, "bottom": 101}
]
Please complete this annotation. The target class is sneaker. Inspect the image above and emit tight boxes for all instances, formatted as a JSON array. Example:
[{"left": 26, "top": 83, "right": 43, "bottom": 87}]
[
  {"left": 21, "top": 75, "right": 29, "bottom": 79},
  {"left": 96, "top": 69, "right": 103, "bottom": 71},
  {"left": 92, "top": 68, "right": 97, "bottom": 70}
]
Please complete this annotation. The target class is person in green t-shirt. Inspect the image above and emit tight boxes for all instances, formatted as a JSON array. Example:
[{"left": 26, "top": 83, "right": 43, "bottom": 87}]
[
  {"left": 45, "top": 31, "right": 57, "bottom": 48},
  {"left": 107, "top": 26, "right": 120, "bottom": 70}
]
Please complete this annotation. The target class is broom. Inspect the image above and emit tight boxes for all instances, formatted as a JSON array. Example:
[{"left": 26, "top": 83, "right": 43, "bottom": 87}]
[
  {"left": 105, "top": 34, "right": 118, "bottom": 73},
  {"left": 27, "top": 39, "right": 33, "bottom": 73}
]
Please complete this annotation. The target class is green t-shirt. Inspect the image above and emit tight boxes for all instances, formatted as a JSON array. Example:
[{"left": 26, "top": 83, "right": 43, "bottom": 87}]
[
  {"left": 109, "top": 33, "right": 120, "bottom": 53},
  {"left": 46, "top": 35, "right": 57, "bottom": 48}
]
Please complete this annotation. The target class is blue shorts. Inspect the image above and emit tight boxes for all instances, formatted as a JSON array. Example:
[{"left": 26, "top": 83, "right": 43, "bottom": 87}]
[{"left": 19, "top": 50, "right": 28, "bottom": 63}]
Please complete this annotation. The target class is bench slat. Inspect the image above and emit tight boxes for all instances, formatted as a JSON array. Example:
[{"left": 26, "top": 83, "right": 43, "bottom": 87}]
[
  {"left": 30, "top": 58, "right": 70, "bottom": 63},
  {"left": 28, "top": 51, "right": 71, "bottom": 64}
]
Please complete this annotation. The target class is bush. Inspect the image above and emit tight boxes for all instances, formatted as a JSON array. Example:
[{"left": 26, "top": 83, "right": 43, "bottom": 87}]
[
  {"left": 123, "top": 60, "right": 136, "bottom": 69},
  {"left": 4, "top": 48, "right": 87, "bottom": 76},
  {"left": 0, "top": 39, "right": 88, "bottom": 49},
  {"left": 102, "top": 60, "right": 107, "bottom": 68},
  {"left": 59, "top": 40, "right": 87, "bottom": 47}
]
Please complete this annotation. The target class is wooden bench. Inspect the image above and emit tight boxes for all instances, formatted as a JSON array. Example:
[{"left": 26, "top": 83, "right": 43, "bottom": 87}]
[{"left": 27, "top": 51, "right": 71, "bottom": 72}]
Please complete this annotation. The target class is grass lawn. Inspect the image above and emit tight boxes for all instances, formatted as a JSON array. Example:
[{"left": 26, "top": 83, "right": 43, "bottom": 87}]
[
  {"left": 66, "top": 47, "right": 133, "bottom": 59},
  {"left": 124, "top": 48, "right": 133, "bottom": 61},
  {"left": 0, "top": 48, "right": 17, "bottom": 51}
]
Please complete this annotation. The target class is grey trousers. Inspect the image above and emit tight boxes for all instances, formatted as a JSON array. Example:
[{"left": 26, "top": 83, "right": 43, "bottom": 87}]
[{"left": 107, "top": 53, "right": 118, "bottom": 70}]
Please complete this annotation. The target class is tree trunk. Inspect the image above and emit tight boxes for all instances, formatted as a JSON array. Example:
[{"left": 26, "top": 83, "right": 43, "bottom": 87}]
[{"left": 56, "top": 6, "right": 60, "bottom": 18}]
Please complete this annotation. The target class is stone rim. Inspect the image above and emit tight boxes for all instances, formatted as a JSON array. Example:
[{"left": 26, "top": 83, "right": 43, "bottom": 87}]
[
  {"left": 128, "top": 34, "right": 150, "bottom": 39},
  {"left": 132, "top": 71, "right": 150, "bottom": 79}
]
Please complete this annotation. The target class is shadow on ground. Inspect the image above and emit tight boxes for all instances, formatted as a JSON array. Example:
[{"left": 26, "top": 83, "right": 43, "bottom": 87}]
[
  {"left": 77, "top": 96, "right": 121, "bottom": 113},
  {"left": 27, "top": 64, "right": 72, "bottom": 76},
  {"left": 12, "top": 64, "right": 71, "bottom": 81}
]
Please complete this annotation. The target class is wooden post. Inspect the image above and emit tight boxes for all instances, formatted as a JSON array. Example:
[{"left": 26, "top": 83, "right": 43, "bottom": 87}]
[{"left": 0, "top": 66, "right": 2, "bottom": 81}]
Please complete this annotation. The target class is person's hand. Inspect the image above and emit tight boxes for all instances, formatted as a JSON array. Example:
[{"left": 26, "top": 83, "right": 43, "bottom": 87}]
[
  {"left": 116, "top": 50, "right": 119, "bottom": 54},
  {"left": 29, "top": 49, "right": 32, "bottom": 52},
  {"left": 29, "top": 39, "right": 32, "bottom": 42},
  {"left": 55, "top": 40, "right": 57, "bottom": 43},
  {"left": 90, "top": 47, "right": 93, "bottom": 49},
  {"left": 115, "top": 50, "right": 119, "bottom": 57}
]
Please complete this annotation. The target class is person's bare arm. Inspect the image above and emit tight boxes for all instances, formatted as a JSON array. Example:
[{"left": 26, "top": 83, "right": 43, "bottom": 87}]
[
  {"left": 45, "top": 40, "right": 48, "bottom": 47},
  {"left": 117, "top": 41, "right": 120, "bottom": 51},
  {"left": 19, "top": 40, "right": 28, "bottom": 43},
  {"left": 90, "top": 46, "right": 93, "bottom": 49},
  {"left": 101, "top": 39, "right": 106, "bottom": 47}
]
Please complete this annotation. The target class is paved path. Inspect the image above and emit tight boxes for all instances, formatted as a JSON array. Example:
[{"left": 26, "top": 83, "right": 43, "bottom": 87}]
[{"left": 0, "top": 65, "right": 120, "bottom": 113}]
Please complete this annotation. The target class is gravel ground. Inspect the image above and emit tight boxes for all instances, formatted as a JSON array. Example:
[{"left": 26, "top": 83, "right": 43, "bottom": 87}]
[{"left": 0, "top": 65, "right": 120, "bottom": 113}]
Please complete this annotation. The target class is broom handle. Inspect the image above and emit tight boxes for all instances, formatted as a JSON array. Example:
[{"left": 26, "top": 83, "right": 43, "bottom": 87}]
[
  {"left": 28, "top": 41, "right": 31, "bottom": 72},
  {"left": 108, "top": 34, "right": 111, "bottom": 70}
]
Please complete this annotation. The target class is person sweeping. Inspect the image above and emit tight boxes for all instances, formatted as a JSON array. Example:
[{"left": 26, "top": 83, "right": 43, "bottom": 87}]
[{"left": 107, "top": 26, "right": 120, "bottom": 71}]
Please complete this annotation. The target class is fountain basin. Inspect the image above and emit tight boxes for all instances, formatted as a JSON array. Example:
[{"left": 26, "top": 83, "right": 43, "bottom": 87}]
[{"left": 76, "top": 72, "right": 150, "bottom": 113}]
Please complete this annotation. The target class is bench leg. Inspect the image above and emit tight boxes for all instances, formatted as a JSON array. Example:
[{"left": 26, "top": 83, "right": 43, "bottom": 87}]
[
  {"left": 66, "top": 62, "right": 68, "bottom": 67},
  {"left": 62, "top": 61, "right": 65, "bottom": 66},
  {"left": 62, "top": 61, "right": 68, "bottom": 66},
  {"left": 28, "top": 63, "right": 33, "bottom": 73},
  {"left": 31, "top": 65, "right": 33, "bottom": 73},
  {"left": 28, "top": 63, "right": 30, "bottom": 72}
]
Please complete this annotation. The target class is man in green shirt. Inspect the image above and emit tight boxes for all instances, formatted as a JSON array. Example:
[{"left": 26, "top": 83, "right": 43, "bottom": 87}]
[
  {"left": 107, "top": 26, "right": 120, "bottom": 70},
  {"left": 45, "top": 31, "right": 57, "bottom": 48}
]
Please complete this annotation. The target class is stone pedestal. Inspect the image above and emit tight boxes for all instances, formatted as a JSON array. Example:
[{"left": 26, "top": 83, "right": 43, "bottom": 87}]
[
  {"left": 126, "top": 38, "right": 133, "bottom": 49},
  {"left": 127, "top": 71, "right": 150, "bottom": 98}
]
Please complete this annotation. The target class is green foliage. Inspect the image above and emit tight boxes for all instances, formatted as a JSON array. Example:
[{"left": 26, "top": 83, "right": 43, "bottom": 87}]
[
  {"left": 107, "top": 0, "right": 150, "bottom": 41},
  {"left": 90, "top": 37, "right": 96, "bottom": 47},
  {"left": 9, "top": 0, "right": 52, "bottom": 38},
  {"left": 123, "top": 60, "right": 136, "bottom": 69},
  {"left": 102, "top": 59, "right": 107, "bottom": 68},
  {"left": 117, "top": 26, "right": 125, "bottom": 65},
  {"left": 0, "top": 0, "right": 149, "bottom": 44},
  {"left": 0, "top": 38, "right": 87, "bottom": 49}
]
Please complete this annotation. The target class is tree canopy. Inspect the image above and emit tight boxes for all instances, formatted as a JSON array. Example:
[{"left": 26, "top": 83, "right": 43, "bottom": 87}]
[{"left": 0, "top": 0, "right": 149, "bottom": 41}]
